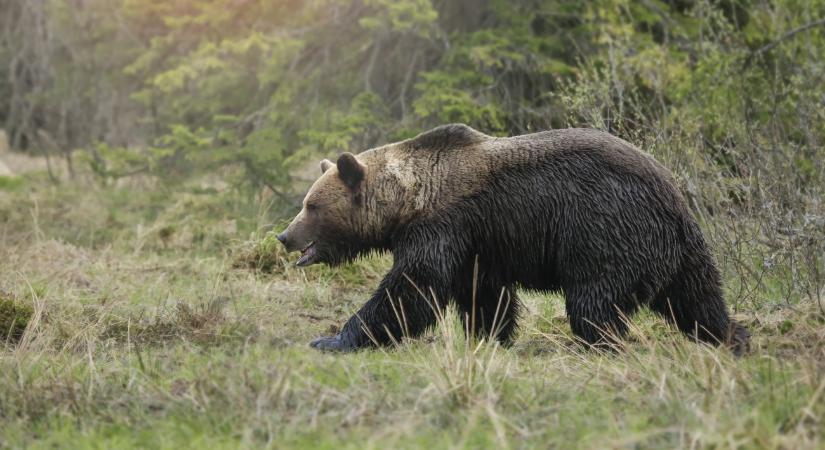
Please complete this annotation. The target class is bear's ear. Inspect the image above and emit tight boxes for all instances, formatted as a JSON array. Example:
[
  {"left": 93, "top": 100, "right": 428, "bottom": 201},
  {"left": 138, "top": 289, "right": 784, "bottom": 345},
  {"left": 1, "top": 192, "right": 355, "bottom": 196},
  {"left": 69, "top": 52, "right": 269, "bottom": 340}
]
[
  {"left": 320, "top": 159, "right": 334, "bottom": 174},
  {"left": 336, "top": 152, "right": 365, "bottom": 189}
]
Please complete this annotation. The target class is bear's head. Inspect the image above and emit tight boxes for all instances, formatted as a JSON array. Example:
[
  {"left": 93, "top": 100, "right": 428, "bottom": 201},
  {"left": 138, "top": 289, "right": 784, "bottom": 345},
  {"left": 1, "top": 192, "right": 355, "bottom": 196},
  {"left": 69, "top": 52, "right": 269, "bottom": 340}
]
[{"left": 277, "top": 152, "right": 404, "bottom": 266}]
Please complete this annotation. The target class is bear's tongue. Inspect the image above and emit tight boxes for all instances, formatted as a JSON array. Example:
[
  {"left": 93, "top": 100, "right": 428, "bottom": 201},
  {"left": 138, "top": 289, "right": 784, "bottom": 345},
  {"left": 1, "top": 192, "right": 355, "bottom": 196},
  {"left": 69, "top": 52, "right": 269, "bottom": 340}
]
[{"left": 296, "top": 243, "right": 317, "bottom": 267}]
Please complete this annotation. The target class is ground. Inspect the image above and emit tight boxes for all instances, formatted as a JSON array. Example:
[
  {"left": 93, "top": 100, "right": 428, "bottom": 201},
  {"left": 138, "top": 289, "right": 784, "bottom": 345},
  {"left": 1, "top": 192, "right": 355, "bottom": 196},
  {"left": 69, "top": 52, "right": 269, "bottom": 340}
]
[{"left": 0, "top": 174, "right": 823, "bottom": 449}]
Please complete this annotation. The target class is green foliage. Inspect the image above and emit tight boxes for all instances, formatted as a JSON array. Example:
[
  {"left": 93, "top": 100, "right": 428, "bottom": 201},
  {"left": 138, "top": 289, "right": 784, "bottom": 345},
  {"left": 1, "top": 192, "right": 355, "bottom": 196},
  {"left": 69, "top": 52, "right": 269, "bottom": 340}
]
[
  {"left": 0, "top": 294, "right": 33, "bottom": 343},
  {"left": 300, "top": 91, "right": 391, "bottom": 154},
  {"left": 360, "top": 0, "right": 439, "bottom": 35},
  {"left": 412, "top": 69, "right": 506, "bottom": 131},
  {"left": 0, "top": 175, "right": 24, "bottom": 191}
]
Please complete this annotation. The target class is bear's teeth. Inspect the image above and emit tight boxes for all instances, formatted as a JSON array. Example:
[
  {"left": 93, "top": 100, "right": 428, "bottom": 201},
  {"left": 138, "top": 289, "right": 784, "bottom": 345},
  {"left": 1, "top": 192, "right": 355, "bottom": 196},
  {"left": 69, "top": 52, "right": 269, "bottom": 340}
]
[{"left": 296, "top": 243, "right": 317, "bottom": 266}]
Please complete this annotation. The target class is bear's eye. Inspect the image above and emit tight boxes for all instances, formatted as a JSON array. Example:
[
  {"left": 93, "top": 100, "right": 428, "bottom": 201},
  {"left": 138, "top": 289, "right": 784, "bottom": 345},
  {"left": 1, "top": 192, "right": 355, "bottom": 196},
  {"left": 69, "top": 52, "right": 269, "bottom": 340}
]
[{"left": 306, "top": 203, "right": 319, "bottom": 213}]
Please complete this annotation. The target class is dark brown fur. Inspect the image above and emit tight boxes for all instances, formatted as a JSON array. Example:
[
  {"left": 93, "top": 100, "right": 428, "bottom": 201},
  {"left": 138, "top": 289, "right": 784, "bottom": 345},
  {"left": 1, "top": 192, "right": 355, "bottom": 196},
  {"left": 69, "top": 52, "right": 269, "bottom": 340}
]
[{"left": 278, "top": 124, "right": 750, "bottom": 355}]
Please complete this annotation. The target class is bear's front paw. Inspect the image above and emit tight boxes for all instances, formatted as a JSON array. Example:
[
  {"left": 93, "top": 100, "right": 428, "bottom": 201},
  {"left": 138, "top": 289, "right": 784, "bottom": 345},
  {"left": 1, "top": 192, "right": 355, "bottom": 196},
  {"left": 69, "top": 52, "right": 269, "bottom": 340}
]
[{"left": 309, "top": 334, "right": 357, "bottom": 352}]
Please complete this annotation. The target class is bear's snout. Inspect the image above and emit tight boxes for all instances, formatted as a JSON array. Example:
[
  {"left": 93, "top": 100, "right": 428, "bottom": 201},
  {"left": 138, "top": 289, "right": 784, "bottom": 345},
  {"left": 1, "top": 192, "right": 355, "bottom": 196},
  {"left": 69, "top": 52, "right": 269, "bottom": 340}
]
[
  {"left": 276, "top": 228, "right": 320, "bottom": 266},
  {"left": 276, "top": 231, "right": 298, "bottom": 252},
  {"left": 276, "top": 231, "right": 300, "bottom": 252}
]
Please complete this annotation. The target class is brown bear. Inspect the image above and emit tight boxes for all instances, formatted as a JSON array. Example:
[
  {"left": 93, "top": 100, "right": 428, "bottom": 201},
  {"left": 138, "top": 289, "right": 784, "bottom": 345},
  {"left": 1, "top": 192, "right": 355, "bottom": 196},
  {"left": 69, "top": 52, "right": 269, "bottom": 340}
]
[{"left": 277, "top": 124, "right": 750, "bottom": 355}]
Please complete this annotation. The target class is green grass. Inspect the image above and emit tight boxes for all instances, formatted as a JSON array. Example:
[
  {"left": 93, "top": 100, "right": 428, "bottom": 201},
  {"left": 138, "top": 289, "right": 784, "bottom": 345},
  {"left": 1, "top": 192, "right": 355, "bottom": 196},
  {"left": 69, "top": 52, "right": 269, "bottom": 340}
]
[
  {"left": 0, "top": 175, "right": 25, "bottom": 191},
  {"left": 0, "top": 180, "right": 823, "bottom": 449}
]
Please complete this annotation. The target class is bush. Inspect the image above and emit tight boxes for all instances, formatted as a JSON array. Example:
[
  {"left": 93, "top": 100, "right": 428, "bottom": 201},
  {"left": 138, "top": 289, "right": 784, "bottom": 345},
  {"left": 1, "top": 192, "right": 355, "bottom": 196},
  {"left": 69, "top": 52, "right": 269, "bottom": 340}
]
[{"left": 0, "top": 293, "right": 34, "bottom": 343}]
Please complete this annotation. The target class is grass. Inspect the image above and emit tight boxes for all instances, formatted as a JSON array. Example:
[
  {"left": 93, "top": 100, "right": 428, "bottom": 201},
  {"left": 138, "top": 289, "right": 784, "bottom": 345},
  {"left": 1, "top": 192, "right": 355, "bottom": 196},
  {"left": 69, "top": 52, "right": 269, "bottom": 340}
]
[{"left": 0, "top": 178, "right": 823, "bottom": 449}]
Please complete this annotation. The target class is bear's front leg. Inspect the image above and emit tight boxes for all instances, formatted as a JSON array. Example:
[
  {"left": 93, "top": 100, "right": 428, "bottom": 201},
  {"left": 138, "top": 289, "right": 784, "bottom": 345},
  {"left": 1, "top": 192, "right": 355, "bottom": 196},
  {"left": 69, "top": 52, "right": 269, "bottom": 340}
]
[{"left": 309, "top": 257, "right": 449, "bottom": 352}]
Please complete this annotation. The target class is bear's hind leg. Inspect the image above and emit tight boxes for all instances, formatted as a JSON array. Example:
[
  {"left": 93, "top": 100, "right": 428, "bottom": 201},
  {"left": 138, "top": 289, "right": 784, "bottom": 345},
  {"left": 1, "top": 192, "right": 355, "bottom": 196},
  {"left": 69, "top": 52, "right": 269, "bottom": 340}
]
[
  {"left": 650, "top": 259, "right": 750, "bottom": 355},
  {"left": 457, "top": 285, "right": 521, "bottom": 345},
  {"left": 564, "top": 281, "right": 638, "bottom": 349}
]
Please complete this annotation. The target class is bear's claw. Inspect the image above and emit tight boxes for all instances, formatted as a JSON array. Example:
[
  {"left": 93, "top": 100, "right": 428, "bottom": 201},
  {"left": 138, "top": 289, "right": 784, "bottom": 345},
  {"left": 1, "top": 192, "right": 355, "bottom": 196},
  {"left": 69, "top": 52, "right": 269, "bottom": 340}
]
[{"left": 310, "top": 334, "right": 356, "bottom": 352}]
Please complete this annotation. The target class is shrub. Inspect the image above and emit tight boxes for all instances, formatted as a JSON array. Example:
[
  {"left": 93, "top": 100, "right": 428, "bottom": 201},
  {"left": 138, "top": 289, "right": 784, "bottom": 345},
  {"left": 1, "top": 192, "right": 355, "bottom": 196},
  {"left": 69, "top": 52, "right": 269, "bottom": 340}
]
[{"left": 0, "top": 293, "right": 34, "bottom": 344}]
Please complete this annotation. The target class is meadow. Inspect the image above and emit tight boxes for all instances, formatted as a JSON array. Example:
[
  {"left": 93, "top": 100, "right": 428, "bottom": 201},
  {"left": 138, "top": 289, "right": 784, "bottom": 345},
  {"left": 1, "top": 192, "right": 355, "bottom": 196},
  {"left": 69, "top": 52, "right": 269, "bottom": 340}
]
[{"left": 0, "top": 163, "right": 823, "bottom": 449}]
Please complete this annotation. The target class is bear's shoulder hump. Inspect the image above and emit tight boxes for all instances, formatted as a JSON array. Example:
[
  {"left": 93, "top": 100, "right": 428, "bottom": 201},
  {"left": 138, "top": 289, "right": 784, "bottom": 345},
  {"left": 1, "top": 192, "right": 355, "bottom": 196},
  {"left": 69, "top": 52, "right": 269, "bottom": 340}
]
[{"left": 406, "top": 123, "right": 490, "bottom": 152}]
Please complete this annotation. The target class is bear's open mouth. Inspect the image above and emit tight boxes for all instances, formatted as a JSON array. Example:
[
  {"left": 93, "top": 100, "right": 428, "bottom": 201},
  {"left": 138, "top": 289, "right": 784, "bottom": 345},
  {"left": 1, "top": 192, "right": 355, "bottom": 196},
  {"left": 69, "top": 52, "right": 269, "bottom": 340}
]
[{"left": 296, "top": 241, "right": 317, "bottom": 267}]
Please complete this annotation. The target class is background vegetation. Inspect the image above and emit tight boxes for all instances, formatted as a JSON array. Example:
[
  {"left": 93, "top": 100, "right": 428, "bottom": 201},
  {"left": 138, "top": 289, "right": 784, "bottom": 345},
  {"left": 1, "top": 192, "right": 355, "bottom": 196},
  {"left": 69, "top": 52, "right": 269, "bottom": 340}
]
[{"left": 0, "top": 0, "right": 823, "bottom": 448}]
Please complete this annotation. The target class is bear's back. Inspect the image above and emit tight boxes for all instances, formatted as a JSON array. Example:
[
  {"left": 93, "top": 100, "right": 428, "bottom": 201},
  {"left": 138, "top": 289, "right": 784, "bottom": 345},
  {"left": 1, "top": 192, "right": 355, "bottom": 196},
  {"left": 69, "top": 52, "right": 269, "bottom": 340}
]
[
  {"left": 489, "top": 128, "right": 672, "bottom": 183},
  {"left": 360, "top": 124, "right": 686, "bottom": 221},
  {"left": 401, "top": 125, "right": 672, "bottom": 183}
]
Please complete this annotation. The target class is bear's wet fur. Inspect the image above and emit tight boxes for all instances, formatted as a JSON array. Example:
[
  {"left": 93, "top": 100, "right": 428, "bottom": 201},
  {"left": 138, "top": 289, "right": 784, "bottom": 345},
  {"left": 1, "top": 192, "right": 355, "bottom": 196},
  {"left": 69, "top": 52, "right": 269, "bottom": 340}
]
[{"left": 279, "top": 124, "right": 750, "bottom": 355}]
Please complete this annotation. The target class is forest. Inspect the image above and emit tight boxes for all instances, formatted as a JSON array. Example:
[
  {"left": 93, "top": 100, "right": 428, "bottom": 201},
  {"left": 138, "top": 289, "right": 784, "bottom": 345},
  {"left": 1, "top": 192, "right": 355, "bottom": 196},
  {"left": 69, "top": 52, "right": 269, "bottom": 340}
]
[{"left": 0, "top": 0, "right": 823, "bottom": 447}]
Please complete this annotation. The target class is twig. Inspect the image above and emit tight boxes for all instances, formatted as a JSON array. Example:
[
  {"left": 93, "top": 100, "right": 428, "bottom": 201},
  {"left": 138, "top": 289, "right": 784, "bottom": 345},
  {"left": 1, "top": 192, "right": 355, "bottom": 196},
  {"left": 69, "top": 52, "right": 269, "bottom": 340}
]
[
  {"left": 363, "top": 35, "right": 383, "bottom": 92},
  {"left": 743, "top": 18, "right": 825, "bottom": 69},
  {"left": 399, "top": 50, "right": 420, "bottom": 118}
]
